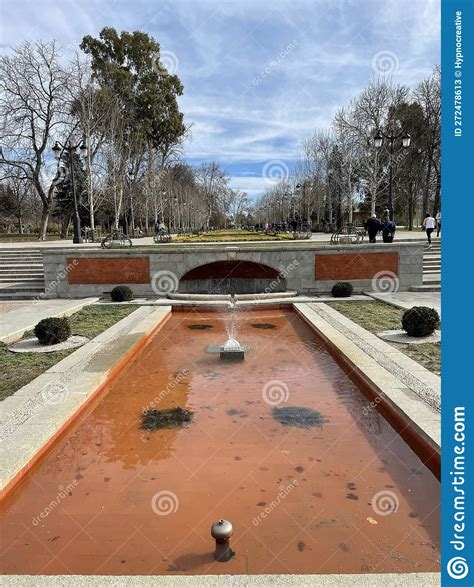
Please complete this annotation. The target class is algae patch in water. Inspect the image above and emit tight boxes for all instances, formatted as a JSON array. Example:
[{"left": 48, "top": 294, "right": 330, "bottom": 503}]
[
  {"left": 272, "top": 406, "right": 327, "bottom": 428},
  {"left": 188, "top": 324, "right": 213, "bottom": 330},
  {"left": 141, "top": 407, "right": 194, "bottom": 431},
  {"left": 251, "top": 323, "right": 276, "bottom": 329}
]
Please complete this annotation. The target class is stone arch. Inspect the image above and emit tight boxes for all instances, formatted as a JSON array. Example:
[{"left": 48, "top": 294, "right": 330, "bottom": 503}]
[{"left": 179, "top": 260, "right": 285, "bottom": 294}]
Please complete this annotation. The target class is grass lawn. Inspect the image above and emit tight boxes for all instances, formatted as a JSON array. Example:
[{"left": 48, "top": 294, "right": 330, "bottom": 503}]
[
  {"left": 0, "top": 304, "right": 137, "bottom": 401},
  {"left": 327, "top": 300, "right": 441, "bottom": 375},
  {"left": 172, "top": 229, "right": 310, "bottom": 242},
  {"left": 0, "top": 235, "right": 60, "bottom": 242}
]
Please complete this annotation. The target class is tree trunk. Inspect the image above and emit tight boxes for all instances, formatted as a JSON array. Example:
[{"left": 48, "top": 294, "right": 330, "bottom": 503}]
[
  {"left": 38, "top": 206, "right": 50, "bottom": 241},
  {"left": 422, "top": 156, "right": 432, "bottom": 216}
]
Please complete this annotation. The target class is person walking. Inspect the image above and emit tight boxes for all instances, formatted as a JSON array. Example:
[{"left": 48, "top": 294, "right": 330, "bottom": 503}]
[
  {"left": 366, "top": 214, "right": 381, "bottom": 243},
  {"left": 436, "top": 210, "right": 442, "bottom": 237},
  {"left": 423, "top": 213, "right": 436, "bottom": 247},
  {"left": 382, "top": 215, "right": 396, "bottom": 243}
]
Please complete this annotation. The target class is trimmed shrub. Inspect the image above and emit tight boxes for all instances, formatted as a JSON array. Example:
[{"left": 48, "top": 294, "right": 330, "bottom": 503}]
[
  {"left": 111, "top": 285, "right": 133, "bottom": 302},
  {"left": 34, "top": 317, "right": 71, "bottom": 345},
  {"left": 331, "top": 282, "right": 353, "bottom": 298},
  {"left": 402, "top": 306, "right": 440, "bottom": 337}
]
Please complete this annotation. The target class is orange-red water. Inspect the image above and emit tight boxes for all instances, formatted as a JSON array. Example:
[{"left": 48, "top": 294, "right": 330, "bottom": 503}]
[{"left": 0, "top": 309, "right": 439, "bottom": 575}]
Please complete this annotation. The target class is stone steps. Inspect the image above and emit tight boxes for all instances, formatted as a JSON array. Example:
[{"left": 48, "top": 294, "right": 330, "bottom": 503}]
[{"left": 0, "top": 249, "right": 45, "bottom": 299}]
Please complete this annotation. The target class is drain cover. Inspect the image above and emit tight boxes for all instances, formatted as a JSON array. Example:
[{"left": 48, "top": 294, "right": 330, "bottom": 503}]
[
  {"left": 272, "top": 406, "right": 327, "bottom": 428},
  {"left": 141, "top": 407, "right": 194, "bottom": 431},
  {"left": 188, "top": 324, "right": 213, "bottom": 330},
  {"left": 251, "top": 323, "right": 276, "bottom": 329}
]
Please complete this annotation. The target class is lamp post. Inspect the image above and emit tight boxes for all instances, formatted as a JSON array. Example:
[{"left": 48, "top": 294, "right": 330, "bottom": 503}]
[
  {"left": 373, "top": 129, "right": 411, "bottom": 220},
  {"left": 52, "top": 139, "right": 88, "bottom": 244},
  {"left": 126, "top": 169, "right": 135, "bottom": 237}
]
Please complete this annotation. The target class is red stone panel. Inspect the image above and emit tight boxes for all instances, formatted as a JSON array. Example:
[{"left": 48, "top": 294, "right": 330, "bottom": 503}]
[
  {"left": 67, "top": 257, "right": 150, "bottom": 284},
  {"left": 315, "top": 252, "right": 398, "bottom": 280}
]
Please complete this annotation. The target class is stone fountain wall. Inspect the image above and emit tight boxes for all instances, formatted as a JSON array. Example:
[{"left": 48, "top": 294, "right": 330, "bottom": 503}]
[{"left": 41, "top": 242, "right": 423, "bottom": 298}]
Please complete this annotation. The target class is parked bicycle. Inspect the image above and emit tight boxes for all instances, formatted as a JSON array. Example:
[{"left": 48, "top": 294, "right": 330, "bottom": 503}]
[{"left": 101, "top": 230, "right": 133, "bottom": 249}]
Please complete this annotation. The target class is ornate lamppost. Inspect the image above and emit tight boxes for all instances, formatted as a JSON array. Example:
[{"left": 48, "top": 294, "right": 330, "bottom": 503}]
[
  {"left": 373, "top": 129, "right": 411, "bottom": 220},
  {"left": 52, "top": 139, "right": 88, "bottom": 244}
]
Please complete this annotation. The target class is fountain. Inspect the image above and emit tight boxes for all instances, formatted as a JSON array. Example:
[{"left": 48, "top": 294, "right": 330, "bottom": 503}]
[{"left": 220, "top": 295, "right": 245, "bottom": 361}]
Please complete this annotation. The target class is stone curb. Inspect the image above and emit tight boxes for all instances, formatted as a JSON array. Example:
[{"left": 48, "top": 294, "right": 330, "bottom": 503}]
[
  {"left": 0, "top": 572, "right": 440, "bottom": 586},
  {"left": 293, "top": 303, "right": 440, "bottom": 463},
  {"left": 0, "top": 306, "right": 172, "bottom": 496}
]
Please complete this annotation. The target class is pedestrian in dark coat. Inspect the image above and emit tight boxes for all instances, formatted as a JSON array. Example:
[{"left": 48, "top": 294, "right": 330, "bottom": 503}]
[{"left": 366, "top": 214, "right": 381, "bottom": 243}]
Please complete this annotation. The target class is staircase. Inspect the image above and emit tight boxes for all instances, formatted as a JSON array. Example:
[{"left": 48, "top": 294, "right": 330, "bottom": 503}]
[
  {"left": 0, "top": 249, "right": 46, "bottom": 299},
  {"left": 410, "top": 240, "right": 441, "bottom": 292}
]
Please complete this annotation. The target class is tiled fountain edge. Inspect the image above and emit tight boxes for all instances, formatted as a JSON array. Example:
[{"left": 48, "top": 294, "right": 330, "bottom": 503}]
[
  {"left": 293, "top": 303, "right": 441, "bottom": 462},
  {"left": 0, "top": 305, "right": 172, "bottom": 497}
]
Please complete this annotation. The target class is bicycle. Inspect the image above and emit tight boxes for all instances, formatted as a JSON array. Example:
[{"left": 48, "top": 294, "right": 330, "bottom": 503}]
[
  {"left": 101, "top": 231, "right": 133, "bottom": 249},
  {"left": 153, "top": 229, "right": 172, "bottom": 243}
]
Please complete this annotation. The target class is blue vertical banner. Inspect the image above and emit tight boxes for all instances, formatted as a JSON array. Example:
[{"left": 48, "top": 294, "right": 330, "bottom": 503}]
[{"left": 442, "top": 0, "right": 474, "bottom": 585}]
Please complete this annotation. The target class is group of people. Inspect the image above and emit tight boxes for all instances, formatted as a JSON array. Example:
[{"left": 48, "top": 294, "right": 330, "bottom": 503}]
[
  {"left": 365, "top": 210, "right": 397, "bottom": 243},
  {"left": 365, "top": 209, "right": 441, "bottom": 247}
]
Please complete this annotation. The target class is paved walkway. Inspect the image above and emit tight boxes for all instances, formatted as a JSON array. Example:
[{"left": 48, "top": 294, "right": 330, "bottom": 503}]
[
  {"left": 367, "top": 291, "right": 441, "bottom": 315},
  {"left": 0, "top": 298, "right": 98, "bottom": 344},
  {"left": 0, "top": 230, "right": 432, "bottom": 249}
]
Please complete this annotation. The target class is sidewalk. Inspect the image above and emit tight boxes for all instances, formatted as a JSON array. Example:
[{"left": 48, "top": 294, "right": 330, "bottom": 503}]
[{"left": 0, "top": 298, "right": 98, "bottom": 344}]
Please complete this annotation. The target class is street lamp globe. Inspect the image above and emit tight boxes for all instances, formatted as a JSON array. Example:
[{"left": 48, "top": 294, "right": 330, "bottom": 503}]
[
  {"left": 79, "top": 139, "right": 88, "bottom": 158},
  {"left": 373, "top": 132, "right": 383, "bottom": 149},
  {"left": 52, "top": 142, "right": 62, "bottom": 161},
  {"left": 402, "top": 133, "right": 411, "bottom": 148}
]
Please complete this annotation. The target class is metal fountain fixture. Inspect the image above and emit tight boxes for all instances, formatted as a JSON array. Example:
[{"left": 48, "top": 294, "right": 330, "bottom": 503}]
[
  {"left": 211, "top": 519, "right": 234, "bottom": 562},
  {"left": 220, "top": 295, "right": 245, "bottom": 361}
]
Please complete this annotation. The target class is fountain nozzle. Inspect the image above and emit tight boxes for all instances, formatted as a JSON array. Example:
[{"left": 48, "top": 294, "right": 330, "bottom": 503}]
[{"left": 211, "top": 519, "right": 234, "bottom": 562}]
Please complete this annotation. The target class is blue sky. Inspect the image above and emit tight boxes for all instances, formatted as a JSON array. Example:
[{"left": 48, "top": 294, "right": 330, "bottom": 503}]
[{"left": 1, "top": 0, "right": 440, "bottom": 197}]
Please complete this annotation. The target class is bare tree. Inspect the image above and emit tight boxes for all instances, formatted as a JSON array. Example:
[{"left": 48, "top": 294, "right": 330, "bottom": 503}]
[{"left": 0, "top": 41, "right": 70, "bottom": 239}]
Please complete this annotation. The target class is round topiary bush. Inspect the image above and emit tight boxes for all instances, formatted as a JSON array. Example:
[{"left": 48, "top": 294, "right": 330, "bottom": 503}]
[
  {"left": 402, "top": 306, "right": 440, "bottom": 337},
  {"left": 331, "top": 282, "right": 353, "bottom": 298},
  {"left": 34, "top": 317, "right": 71, "bottom": 345},
  {"left": 111, "top": 285, "right": 133, "bottom": 302}
]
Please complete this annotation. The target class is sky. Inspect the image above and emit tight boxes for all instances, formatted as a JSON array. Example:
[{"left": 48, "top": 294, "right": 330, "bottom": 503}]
[{"left": 0, "top": 0, "right": 440, "bottom": 198}]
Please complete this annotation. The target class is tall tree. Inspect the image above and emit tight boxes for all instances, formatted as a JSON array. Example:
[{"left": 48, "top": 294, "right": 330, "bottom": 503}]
[{"left": 0, "top": 41, "right": 69, "bottom": 239}]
